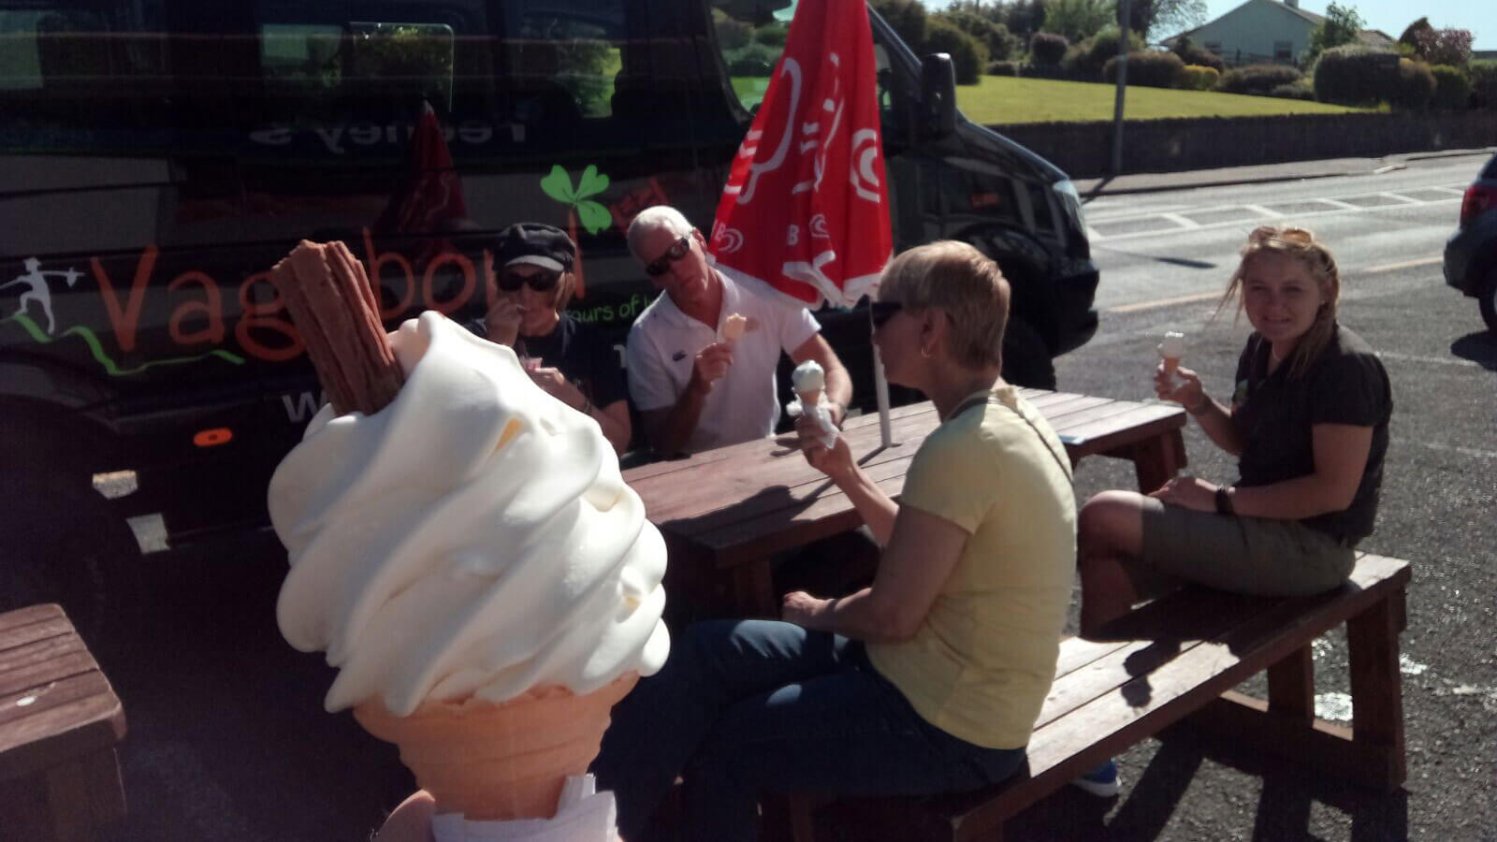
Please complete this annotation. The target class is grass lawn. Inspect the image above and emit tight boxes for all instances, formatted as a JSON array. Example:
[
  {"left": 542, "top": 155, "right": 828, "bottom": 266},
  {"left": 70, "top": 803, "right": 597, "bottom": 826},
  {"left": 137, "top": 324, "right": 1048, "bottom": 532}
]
[{"left": 958, "top": 76, "right": 1374, "bottom": 125}]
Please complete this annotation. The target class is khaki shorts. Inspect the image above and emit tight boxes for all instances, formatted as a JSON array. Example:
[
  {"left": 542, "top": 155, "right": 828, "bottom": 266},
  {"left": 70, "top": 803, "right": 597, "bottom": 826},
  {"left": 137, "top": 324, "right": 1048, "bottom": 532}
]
[{"left": 1134, "top": 498, "right": 1355, "bottom": 598}]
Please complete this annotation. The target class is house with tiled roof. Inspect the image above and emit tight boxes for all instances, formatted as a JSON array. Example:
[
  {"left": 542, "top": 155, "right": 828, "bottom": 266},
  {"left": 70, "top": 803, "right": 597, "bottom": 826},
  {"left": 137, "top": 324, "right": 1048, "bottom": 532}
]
[{"left": 1163, "top": 0, "right": 1395, "bottom": 67}]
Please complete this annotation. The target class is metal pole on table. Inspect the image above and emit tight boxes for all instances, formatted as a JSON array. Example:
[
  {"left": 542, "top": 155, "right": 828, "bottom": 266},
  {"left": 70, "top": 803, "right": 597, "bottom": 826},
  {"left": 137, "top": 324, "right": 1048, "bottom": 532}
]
[{"left": 874, "top": 344, "right": 892, "bottom": 447}]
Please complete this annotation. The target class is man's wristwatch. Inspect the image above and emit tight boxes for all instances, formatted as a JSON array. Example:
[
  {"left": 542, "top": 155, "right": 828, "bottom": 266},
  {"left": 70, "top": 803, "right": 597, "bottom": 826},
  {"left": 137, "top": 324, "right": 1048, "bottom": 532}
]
[{"left": 1215, "top": 485, "right": 1236, "bottom": 515}]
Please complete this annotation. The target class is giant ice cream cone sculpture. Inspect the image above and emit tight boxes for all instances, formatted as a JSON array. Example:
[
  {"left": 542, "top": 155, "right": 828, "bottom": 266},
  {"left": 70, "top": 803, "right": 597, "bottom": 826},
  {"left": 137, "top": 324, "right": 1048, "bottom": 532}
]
[
  {"left": 267, "top": 241, "right": 668, "bottom": 828},
  {"left": 354, "top": 677, "right": 636, "bottom": 820}
]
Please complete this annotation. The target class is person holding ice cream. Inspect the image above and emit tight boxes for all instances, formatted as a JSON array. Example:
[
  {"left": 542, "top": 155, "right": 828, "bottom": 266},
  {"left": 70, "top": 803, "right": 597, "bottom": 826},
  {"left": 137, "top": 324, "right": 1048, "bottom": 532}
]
[
  {"left": 470, "top": 222, "right": 632, "bottom": 454},
  {"left": 623, "top": 205, "right": 852, "bottom": 456},
  {"left": 1077, "top": 226, "right": 1392, "bottom": 642},
  {"left": 594, "top": 241, "right": 1076, "bottom": 840}
]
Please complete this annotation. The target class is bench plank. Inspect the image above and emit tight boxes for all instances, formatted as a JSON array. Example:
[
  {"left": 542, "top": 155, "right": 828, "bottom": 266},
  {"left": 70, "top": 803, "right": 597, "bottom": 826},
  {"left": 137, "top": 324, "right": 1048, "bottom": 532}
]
[{"left": 789, "top": 554, "right": 1411, "bottom": 841}]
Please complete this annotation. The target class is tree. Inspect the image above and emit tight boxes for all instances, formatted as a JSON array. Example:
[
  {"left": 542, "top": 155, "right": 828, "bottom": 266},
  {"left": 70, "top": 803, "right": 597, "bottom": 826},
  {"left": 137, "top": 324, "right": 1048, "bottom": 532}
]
[
  {"left": 1124, "top": 0, "right": 1207, "bottom": 41},
  {"left": 1309, "top": 2, "right": 1365, "bottom": 59},
  {"left": 934, "top": 9, "right": 1023, "bottom": 61},
  {"left": 870, "top": 0, "right": 928, "bottom": 52},
  {"left": 1041, "top": 0, "right": 1112, "bottom": 43}
]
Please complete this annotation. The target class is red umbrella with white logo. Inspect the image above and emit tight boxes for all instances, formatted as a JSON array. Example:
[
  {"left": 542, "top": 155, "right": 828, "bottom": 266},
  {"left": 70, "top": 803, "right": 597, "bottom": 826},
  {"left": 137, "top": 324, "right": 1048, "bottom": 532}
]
[{"left": 709, "top": 0, "right": 896, "bottom": 442}]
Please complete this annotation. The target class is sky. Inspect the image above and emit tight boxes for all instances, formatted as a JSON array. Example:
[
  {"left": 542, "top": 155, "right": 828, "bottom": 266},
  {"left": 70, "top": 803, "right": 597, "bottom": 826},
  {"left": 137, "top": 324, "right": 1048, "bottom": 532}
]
[{"left": 926, "top": 0, "right": 1496, "bottom": 50}]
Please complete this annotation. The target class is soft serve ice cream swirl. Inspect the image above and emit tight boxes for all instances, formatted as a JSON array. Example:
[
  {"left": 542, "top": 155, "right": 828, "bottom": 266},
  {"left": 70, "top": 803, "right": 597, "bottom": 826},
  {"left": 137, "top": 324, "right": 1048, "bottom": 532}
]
[{"left": 270, "top": 312, "right": 669, "bottom": 716}]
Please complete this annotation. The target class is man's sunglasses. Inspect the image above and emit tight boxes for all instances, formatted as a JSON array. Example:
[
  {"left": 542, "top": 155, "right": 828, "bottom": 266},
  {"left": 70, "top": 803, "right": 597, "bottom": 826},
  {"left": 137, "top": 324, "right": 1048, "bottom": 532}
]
[
  {"left": 644, "top": 236, "right": 692, "bottom": 277},
  {"left": 498, "top": 269, "right": 561, "bottom": 293},
  {"left": 869, "top": 300, "right": 903, "bottom": 329}
]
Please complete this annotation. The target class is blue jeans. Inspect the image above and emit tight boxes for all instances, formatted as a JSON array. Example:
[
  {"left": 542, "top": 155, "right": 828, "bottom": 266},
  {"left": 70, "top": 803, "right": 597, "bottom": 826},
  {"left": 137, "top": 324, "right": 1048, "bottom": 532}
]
[{"left": 591, "top": 619, "right": 1026, "bottom": 841}]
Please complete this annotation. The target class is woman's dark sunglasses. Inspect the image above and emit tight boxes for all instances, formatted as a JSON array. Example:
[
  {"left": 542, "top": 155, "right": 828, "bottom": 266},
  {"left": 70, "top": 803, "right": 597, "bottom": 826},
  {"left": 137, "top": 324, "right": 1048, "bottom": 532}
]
[
  {"left": 869, "top": 300, "right": 903, "bottom": 329},
  {"left": 644, "top": 236, "right": 692, "bottom": 277},
  {"left": 498, "top": 269, "right": 561, "bottom": 293}
]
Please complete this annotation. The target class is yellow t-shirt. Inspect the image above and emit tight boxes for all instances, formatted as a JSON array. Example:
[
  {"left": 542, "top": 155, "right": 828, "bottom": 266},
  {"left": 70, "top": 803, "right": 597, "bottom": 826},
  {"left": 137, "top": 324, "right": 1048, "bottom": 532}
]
[{"left": 867, "top": 385, "right": 1076, "bottom": 749}]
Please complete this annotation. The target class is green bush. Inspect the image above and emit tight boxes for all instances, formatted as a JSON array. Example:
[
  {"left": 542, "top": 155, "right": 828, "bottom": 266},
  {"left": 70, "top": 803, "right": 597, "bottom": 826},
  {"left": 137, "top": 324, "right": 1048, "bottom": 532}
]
[
  {"left": 1469, "top": 60, "right": 1497, "bottom": 108},
  {"left": 1270, "top": 80, "right": 1316, "bottom": 100},
  {"left": 1181, "top": 64, "right": 1220, "bottom": 91},
  {"left": 987, "top": 60, "right": 1022, "bottom": 76},
  {"left": 724, "top": 43, "right": 779, "bottom": 77},
  {"left": 714, "top": 17, "right": 752, "bottom": 51},
  {"left": 1102, "top": 51, "right": 1186, "bottom": 88},
  {"left": 936, "top": 10, "right": 1022, "bottom": 62},
  {"left": 1313, "top": 45, "right": 1398, "bottom": 105},
  {"left": 924, "top": 19, "right": 988, "bottom": 85},
  {"left": 1063, "top": 26, "right": 1146, "bottom": 81},
  {"left": 1170, "top": 36, "right": 1226, "bottom": 72},
  {"left": 1391, "top": 58, "right": 1435, "bottom": 110},
  {"left": 1430, "top": 64, "right": 1472, "bottom": 109},
  {"left": 1029, "top": 32, "right": 1069, "bottom": 66},
  {"left": 1217, "top": 63, "right": 1303, "bottom": 96},
  {"left": 753, "top": 24, "right": 788, "bottom": 48},
  {"left": 871, "top": 0, "right": 927, "bottom": 53}
]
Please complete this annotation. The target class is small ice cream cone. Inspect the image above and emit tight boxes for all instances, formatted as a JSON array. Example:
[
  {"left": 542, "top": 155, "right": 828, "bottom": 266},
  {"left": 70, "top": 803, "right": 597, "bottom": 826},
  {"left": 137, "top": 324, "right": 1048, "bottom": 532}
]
[
  {"left": 354, "top": 675, "right": 637, "bottom": 821},
  {"left": 1161, "top": 356, "right": 1179, "bottom": 378},
  {"left": 1158, "top": 332, "right": 1186, "bottom": 381},
  {"left": 721, "top": 313, "right": 748, "bottom": 343}
]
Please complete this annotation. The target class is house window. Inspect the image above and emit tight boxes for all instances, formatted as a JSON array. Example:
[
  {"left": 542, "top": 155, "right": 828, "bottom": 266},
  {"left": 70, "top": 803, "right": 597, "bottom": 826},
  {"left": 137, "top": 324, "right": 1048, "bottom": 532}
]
[{"left": 1274, "top": 41, "right": 1293, "bottom": 62}]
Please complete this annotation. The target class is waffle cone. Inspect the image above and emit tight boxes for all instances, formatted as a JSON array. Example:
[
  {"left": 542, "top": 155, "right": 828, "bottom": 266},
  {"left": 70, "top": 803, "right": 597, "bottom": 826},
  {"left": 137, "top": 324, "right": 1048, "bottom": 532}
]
[
  {"left": 797, "top": 388, "right": 822, "bottom": 407},
  {"left": 354, "top": 675, "right": 637, "bottom": 821},
  {"left": 1161, "top": 357, "right": 1180, "bottom": 377}
]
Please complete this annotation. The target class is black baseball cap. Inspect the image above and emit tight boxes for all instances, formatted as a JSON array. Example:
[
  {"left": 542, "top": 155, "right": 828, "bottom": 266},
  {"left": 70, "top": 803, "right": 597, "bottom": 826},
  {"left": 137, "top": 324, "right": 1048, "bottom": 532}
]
[{"left": 494, "top": 222, "right": 576, "bottom": 273}]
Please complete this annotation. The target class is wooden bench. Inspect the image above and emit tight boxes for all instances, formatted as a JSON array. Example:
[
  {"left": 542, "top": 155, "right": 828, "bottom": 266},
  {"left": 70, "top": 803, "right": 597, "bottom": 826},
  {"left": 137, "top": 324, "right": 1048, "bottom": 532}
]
[
  {"left": 0, "top": 603, "right": 128, "bottom": 841},
  {"left": 784, "top": 552, "right": 1410, "bottom": 841}
]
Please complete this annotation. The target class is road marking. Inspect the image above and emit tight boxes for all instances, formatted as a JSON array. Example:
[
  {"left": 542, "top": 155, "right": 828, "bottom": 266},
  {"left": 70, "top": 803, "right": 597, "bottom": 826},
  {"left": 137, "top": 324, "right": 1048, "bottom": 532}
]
[
  {"left": 1108, "top": 290, "right": 1222, "bottom": 314},
  {"left": 1378, "top": 192, "right": 1423, "bottom": 205},
  {"left": 1242, "top": 204, "right": 1278, "bottom": 218},
  {"left": 1160, "top": 213, "right": 1201, "bottom": 230},
  {"left": 1358, "top": 256, "right": 1442, "bottom": 274}
]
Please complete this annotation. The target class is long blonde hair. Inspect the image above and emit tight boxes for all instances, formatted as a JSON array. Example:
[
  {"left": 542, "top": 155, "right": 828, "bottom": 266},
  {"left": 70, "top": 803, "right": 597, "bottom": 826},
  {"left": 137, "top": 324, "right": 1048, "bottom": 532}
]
[{"left": 1217, "top": 225, "right": 1340, "bottom": 379}]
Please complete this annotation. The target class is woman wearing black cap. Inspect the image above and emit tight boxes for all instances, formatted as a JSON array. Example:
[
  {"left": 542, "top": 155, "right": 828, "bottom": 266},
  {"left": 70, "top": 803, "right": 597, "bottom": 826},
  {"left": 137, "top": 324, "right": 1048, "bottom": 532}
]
[{"left": 474, "top": 222, "right": 631, "bottom": 454}]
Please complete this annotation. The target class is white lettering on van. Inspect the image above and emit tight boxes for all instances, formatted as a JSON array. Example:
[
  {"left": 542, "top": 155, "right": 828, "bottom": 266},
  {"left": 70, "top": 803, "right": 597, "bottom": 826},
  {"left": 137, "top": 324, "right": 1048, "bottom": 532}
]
[
  {"left": 459, "top": 123, "right": 493, "bottom": 144},
  {"left": 249, "top": 127, "right": 293, "bottom": 145},
  {"left": 282, "top": 390, "right": 323, "bottom": 423},
  {"left": 315, "top": 126, "right": 345, "bottom": 154},
  {"left": 349, "top": 124, "right": 380, "bottom": 145}
]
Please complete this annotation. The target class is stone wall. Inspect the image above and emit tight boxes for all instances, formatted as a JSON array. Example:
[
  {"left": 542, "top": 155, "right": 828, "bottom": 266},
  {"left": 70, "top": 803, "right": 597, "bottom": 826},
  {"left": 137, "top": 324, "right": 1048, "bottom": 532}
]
[{"left": 992, "top": 111, "right": 1497, "bottom": 178}]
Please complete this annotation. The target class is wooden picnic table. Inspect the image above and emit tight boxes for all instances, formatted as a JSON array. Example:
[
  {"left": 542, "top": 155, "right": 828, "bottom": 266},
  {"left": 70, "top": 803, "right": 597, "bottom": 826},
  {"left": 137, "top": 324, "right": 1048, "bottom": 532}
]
[
  {"left": 0, "top": 603, "right": 127, "bottom": 841},
  {"left": 624, "top": 389, "right": 1187, "bottom": 617}
]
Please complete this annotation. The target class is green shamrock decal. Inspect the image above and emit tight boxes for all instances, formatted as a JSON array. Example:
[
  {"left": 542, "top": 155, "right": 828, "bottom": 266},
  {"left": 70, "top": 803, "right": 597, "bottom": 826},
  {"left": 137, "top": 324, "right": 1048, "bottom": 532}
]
[{"left": 540, "top": 164, "right": 614, "bottom": 299}]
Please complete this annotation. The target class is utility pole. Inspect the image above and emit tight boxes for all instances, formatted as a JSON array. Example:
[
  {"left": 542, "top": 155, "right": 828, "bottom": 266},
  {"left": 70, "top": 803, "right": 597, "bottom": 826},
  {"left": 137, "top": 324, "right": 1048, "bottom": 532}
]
[{"left": 1111, "top": 0, "right": 1132, "bottom": 176}]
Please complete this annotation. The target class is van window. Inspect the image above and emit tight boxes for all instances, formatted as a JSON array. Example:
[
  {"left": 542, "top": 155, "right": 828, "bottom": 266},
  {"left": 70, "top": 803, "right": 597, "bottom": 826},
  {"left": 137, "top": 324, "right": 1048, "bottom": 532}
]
[
  {"left": 0, "top": 2, "right": 169, "bottom": 152},
  {"left": 708, "top": 0, "right": 906, "bottom": 139}
]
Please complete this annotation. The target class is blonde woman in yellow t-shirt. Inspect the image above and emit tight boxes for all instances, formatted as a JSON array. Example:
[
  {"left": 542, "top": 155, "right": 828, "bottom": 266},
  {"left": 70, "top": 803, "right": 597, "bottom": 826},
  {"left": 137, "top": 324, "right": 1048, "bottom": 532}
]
[{"left": 591, "top": 242, "right": 1077, "bottom": 841}]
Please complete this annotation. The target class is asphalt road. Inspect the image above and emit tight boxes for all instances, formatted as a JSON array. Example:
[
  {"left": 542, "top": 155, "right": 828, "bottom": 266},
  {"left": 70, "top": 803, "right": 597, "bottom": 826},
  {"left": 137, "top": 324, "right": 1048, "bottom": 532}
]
[{"left": 87, "top": 154, "right": 1496, "bottom": 841}]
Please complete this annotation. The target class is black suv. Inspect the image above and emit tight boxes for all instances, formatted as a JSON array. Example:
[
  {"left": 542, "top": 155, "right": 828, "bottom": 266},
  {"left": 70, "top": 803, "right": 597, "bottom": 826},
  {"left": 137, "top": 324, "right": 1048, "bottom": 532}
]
[{"left": 1444, "top": 152, "right": 1497, "bottom": 334}]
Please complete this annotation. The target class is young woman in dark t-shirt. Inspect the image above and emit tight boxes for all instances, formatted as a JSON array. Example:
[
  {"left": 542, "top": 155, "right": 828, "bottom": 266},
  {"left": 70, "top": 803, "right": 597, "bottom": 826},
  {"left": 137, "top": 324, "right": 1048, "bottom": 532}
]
[{"left": 1077, "top": 226, "right": 1392, "bottom": 641}]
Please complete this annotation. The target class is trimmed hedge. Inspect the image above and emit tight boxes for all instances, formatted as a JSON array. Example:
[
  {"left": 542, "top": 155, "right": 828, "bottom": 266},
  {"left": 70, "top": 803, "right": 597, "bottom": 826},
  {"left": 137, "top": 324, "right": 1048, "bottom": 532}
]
[
  {"left": 1471, "top": 60, "right": 1497, "bottom": 108},
  {"left": 1430, "top": 64, "right": 1472, "bottom": 109},
  {"left": 1217, "top": 63, "right": 1303, "bottom": 95},
  {"left": 1173, "top": 43, "right": 1226, "bottom": 73},
  {"left": 1029, "top": 32, "right": 1069, "bottom": 66},
  {"left": 1181, "top": 64, "right": 1220, "bottom": 91},
  {"left": 1314, "top": 45, "right": 1398, "bottom": 105},
  {"left": 1392, "top": 58, "right": 1436, "bottom": 110},
  {"left": 1270, "top": 80, "right": 1316, "bottom": 101},
  {"left": 924, "top": 19, "right": 988, "bottom": 85},
  {"left": 1062, "top": 27, "right": 1146, "bottom": 81},
  {"left": 987, "top": 60, "right": 1022, "bottom": 76},
  {"left": 1102, "top": 51, "right": 1186, "bottom": 88}
]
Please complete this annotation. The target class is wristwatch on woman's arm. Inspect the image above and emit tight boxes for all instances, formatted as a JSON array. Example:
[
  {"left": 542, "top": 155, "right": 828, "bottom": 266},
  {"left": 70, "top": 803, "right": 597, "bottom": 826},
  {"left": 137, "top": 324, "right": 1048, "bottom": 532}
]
[{"left": 1215, "top": 485, "right": 1236, "bottom": 515}]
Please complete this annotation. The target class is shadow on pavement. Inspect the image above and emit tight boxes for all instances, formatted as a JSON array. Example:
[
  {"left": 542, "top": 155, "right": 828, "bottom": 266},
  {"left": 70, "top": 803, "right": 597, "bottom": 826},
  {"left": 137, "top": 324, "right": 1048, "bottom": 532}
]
[{"left": 1450, "top": 331, "right": 1496, "bottom": 370}]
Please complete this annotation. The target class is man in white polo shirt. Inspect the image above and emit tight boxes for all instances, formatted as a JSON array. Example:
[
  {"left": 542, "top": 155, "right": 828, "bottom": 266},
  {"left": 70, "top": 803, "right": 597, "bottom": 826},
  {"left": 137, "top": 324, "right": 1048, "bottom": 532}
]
[{"left": 625, "top": 205, "right": 852, "bottom": 456}]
